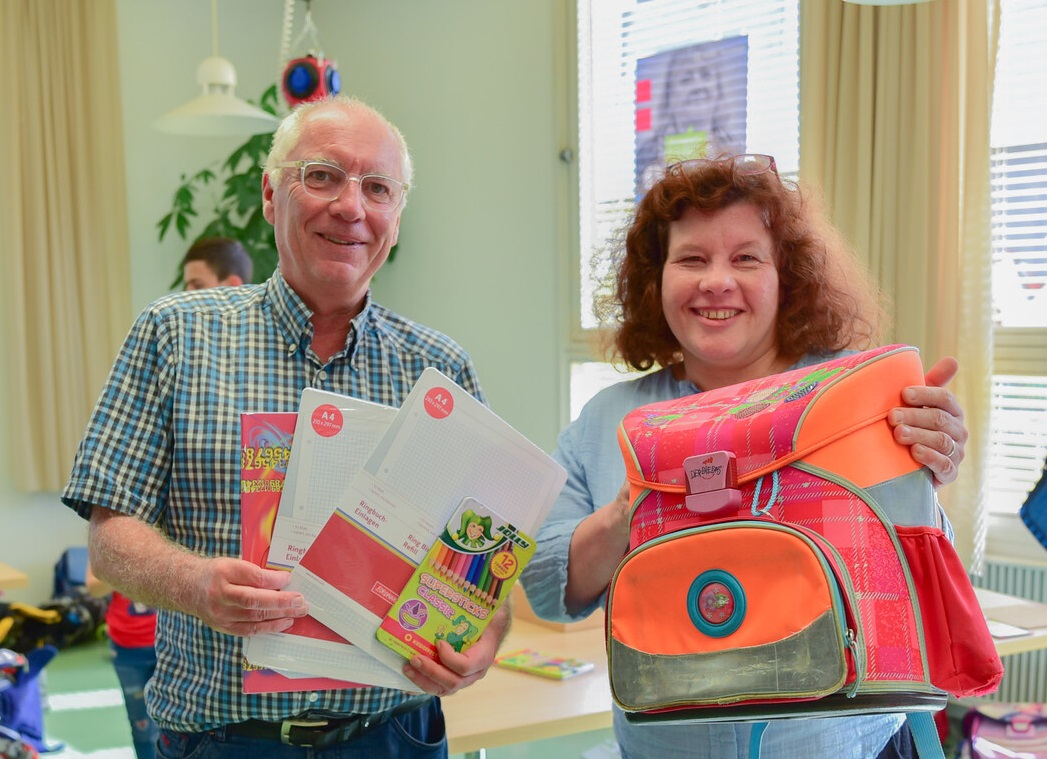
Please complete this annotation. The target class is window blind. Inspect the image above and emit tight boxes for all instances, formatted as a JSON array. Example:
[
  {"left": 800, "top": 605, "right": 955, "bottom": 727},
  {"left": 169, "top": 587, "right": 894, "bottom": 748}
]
[{"left": 989, "top": 0, "right": 1047, "bottom": 516}]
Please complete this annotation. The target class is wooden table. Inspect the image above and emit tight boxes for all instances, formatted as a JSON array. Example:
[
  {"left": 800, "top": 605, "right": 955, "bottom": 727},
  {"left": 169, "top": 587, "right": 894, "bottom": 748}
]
[
  {"left": 976, "top": 586, "right": 1047, "bottom": 657},
  {"left": 442, "top": 589, "right": 1047, "bottom": 757},
  {"left": 443, "top": 614, "right": 611, "bottom": 756},
  {"left": 0, "top": 562, "right": 29, "bottom": 591}
]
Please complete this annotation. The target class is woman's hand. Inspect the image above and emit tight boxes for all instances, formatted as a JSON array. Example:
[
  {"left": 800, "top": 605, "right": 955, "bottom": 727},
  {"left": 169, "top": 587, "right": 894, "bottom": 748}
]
[
  {"left": 564, "top": 482, "right": 632, "bottom": 615},
  {"left": 888, "top": 356, "right": 967, "bottom": 487}
]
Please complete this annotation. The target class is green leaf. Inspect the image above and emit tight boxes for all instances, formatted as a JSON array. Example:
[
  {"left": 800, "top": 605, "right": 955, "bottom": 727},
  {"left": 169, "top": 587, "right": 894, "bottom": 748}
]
[
  {"left": 258, "top": 84, "right": 280, "bottom": 114},
  {"left": 158, "top": 213, "right": 173, "bottom": 240},
  {"left": 173, "top": 186, "right": 195, "bottom": 211}
]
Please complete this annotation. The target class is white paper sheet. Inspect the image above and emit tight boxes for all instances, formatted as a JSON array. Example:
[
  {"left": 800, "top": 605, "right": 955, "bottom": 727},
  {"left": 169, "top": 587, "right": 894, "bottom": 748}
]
[{"left": 267, "top": 389, "right": 398, "bottom": 570}]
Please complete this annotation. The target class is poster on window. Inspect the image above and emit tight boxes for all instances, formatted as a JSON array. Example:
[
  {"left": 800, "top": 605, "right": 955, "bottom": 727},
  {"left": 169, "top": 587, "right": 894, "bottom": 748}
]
[{"left": 634, "top": 36, "right": 749, "bottom": 198}]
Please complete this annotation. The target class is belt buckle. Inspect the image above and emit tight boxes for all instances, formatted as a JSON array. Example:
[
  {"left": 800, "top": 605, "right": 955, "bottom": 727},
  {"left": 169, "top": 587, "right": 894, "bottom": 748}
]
[{"left": 280, "top": 717, "right": 329, "bottom": 746}]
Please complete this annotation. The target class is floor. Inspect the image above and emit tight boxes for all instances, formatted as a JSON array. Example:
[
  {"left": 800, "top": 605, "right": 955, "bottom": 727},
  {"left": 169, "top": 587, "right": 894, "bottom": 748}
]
[
  {"left": 36, "top": 640, "right": 135, "bottom": 758},
  {"left": 31, "top": 638, "right": 616, "bottom": 759}
]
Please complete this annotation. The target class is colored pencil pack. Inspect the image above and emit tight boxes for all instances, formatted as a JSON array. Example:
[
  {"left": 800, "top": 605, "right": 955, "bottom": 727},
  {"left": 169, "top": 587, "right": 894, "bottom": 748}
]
[
  {"left": 607, "top": 346, "right": 1002, "bottom": 748},
  {"left": 495, "top": 649, "right": 595, "bottom": 680},
  {"left": 377, "top": 497, "right": 534, "bottom": 661}
]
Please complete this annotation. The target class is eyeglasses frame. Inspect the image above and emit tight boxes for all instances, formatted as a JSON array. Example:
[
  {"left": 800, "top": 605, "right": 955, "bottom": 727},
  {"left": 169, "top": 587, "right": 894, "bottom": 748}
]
[
  {"left": 667, "top": 153, "right": 779, "bottom": 179},
  {"left": 272, "top": 159, "right": 409, "bottom": 210}
]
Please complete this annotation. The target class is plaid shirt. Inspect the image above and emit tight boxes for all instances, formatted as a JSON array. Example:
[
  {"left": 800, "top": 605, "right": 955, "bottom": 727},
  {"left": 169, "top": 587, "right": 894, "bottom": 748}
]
[{"left": 61, "top": 271, "right": 485, "bottom": 732}]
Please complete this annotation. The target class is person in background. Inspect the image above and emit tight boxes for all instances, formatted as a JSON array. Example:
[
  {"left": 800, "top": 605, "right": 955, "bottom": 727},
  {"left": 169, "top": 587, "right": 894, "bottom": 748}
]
[
  {"left": 520, "top": 153, "right": 967, "bottom": 759},
  {"left": 181, "top": 236, "right": 254, "bottom": 290},
  {"left": 85, "top": 567, "right": 158, "bottom": 759},
  {"left": 62, "top": 95, "right": 508, "bottom": 758}
]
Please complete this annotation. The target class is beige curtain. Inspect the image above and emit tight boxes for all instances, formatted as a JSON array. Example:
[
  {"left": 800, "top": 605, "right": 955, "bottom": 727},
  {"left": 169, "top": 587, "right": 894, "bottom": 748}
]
[
  {"left": 0, "top": 0, "right": 131, "bottom": 492},
  {"left": 800, "top": 0, "right": 998, "bottom": 572}
]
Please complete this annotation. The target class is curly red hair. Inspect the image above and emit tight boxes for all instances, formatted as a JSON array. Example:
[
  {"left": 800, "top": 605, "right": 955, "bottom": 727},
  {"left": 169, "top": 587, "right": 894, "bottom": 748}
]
[{"left": 600, "top": 158, "right": 885, "bottom": 371}]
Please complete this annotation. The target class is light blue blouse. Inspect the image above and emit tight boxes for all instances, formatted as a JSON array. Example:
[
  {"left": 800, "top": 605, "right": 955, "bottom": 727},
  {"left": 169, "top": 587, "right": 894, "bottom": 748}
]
[{"left": 520, "top": 358, "right": 907, "bottom": 759}]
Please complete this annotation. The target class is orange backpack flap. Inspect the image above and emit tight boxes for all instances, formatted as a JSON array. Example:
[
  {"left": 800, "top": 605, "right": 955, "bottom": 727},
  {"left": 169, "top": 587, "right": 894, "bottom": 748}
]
[
  {"left": 793, "top": 347, "right": 924, "bottom": 489},
  {"left": 617, "top": 345, "right": 925, "bottom": 494}
]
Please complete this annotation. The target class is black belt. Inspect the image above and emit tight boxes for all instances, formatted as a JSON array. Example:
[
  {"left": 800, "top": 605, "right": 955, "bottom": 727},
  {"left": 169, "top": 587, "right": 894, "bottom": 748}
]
[{"left": 224, "top": 695, "right": 433, "bottom": 748}]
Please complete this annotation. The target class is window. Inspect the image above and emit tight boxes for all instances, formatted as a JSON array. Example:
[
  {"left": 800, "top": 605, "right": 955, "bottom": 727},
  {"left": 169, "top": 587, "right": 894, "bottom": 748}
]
[
  {"left": 987, "top": 0, "right": 1047, "bottom": 544},
  {"left": 571, "top": 0, "right": 800, "bottom": 416}
]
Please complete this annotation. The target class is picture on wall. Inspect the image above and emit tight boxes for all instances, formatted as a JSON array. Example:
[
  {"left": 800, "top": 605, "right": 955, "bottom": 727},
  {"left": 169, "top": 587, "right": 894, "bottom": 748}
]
[{"left": 634, "top": 36, "right": 749, "bottom": 199}]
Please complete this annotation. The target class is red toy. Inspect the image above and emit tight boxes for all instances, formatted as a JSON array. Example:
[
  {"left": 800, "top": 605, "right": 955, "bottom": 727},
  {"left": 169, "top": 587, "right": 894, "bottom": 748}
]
[{"left": 282, "top": 55, "right": 340, "bottom": 106}]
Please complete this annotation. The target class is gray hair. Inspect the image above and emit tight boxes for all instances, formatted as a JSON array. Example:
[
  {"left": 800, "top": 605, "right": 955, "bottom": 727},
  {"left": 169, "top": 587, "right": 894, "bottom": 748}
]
[{"left": 265, "top": 95, "right": 414, "bottom": 195}]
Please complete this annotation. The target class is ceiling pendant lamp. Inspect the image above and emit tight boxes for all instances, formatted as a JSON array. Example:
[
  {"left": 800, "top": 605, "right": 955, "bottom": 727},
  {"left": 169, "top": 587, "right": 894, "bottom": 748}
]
[{"left": 154, "top": 0, "right": 281, "bottom": 136}]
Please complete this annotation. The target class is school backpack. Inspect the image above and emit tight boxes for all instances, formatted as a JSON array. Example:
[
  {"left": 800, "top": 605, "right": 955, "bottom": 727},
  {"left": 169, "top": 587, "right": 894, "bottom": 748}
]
[
  {"left": 51, "top": 547, "right": 89, "bottom": 599},
  {"left": 0, "top": 595, "right": 106, "bottom": 655},
  {"left": 1019, "top": 454, "right": 1047, "bottom": 552},
  {"left": 0, "top": 646, "right": 61, "bottom": 756},
  {"left": 959, "top": 702, "right": 1047, "bottom": 758},
  {"left": 608, "top": 344, "right": 1003, "bottom": 756}
]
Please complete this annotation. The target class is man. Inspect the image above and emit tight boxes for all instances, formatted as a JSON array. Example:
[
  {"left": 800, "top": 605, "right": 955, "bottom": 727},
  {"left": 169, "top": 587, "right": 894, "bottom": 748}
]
[
  {"left": 181, "top": 236, "right": 254, "bottom": 290},
  {"left": 62, "top": 96, "right": 508, "bottom": 757}
]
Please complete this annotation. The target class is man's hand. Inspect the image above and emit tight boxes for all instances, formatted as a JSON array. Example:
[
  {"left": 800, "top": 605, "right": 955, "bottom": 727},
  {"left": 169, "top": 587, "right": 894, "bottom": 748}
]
[
  {"left": 401, "top": 605, "right": 510, "bottom": 697},
  {"left": 183, "top": 557, "right": 309, "bottom": 636},
  {"left": 888, "top": 356, "right": 967, "bottom": 487},
  {"left": 88, "top": 506, "right": 309, "bottom": 636}
]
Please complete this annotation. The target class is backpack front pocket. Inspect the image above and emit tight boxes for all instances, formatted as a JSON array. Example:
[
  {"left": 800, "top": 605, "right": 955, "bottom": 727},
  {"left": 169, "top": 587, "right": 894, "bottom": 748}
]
[{"left": 607, "top": 521, "right": 854, "bottom": 713}]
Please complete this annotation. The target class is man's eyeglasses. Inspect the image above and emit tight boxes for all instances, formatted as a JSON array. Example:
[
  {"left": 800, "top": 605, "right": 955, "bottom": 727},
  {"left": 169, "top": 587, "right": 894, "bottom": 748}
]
[
  {"left": 274, "top": 160, "right": 408, "bottom": 211},
  {"left": 668, "top": 154, "right": 778, "bottom": 178}
]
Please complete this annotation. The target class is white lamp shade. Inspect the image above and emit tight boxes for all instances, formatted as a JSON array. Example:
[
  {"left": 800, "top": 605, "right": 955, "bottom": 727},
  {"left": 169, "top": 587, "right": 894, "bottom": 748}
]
[{"left": 154, "top": 56, "right": 280, "bottom": 136}]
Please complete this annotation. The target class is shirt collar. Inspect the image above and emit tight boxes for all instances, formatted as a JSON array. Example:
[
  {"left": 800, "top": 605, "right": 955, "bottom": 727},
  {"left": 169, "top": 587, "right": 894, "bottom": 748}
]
[
  {"left": 265, "top": 270, "right": 313, "bottom": 357},
  {"left": 264, "top": 269, "right": 376, "bottom": 362}
]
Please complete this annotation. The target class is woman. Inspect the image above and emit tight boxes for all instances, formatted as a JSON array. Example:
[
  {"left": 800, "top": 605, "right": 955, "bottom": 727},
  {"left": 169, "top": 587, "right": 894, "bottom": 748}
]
[{"left": 520, "top": 154, "right": 966, "bottom": 759}]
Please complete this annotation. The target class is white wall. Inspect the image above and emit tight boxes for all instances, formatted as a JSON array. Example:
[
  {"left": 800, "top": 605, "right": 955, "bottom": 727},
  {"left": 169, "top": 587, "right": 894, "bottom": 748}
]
[{"left": 0, "top": 0, "right": 569, "bottom": 604}]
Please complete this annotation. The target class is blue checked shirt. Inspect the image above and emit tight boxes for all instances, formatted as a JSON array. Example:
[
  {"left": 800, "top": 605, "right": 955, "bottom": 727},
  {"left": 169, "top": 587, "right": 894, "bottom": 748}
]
[{"left": 62, "top": 271, "right": 485, "bottom": 732}]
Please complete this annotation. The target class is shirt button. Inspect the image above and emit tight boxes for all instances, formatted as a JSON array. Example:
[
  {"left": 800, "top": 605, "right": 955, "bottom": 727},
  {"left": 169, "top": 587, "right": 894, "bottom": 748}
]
[
  {"left": 308, "top": 691, "right": 319, "bottom": 703},
  {"left": 287, "top": 344, "right": 297, "bottom": 355},
  {"left": 316, "top": 370, "right": 328, "bottom": 381}
]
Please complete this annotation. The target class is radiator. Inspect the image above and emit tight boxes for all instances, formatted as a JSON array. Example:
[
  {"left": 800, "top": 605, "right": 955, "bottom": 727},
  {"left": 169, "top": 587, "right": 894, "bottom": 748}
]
[{"left": 970, "top": 559, "right": 1047, "bottom": 702}]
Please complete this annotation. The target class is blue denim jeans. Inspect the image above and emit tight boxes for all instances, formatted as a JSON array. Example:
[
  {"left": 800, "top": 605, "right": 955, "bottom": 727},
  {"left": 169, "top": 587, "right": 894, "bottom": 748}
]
[
  {"left": 155, "top": 697, "right": 446, "bottom": 758},
  {"left": 111, "top": 642, "right": 159, "bottom": 759},
  {"left": 876, "top": 724, "right": 917, "bottom": 759}
]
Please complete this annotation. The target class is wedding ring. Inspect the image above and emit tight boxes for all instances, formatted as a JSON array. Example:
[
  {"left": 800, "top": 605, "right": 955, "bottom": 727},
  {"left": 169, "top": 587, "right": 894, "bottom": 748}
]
[{"left": 945, "top": 437, "right": 957, "bottom": 459}]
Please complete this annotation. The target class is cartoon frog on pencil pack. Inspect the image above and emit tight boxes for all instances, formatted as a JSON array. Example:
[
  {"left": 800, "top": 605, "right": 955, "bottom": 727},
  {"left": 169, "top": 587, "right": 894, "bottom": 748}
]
[{"left": 434, "top": 615, "right": 479, "bottom": 652}]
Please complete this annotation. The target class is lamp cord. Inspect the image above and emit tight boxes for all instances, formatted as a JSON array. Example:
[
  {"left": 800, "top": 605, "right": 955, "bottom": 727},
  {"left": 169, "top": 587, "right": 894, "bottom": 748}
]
[{"left": 210, "top": 0, "right": 220, "bottom": 57}]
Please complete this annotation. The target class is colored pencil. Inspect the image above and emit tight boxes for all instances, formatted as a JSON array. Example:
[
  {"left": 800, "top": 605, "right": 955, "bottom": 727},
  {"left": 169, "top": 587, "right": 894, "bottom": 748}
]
[
  {"left": 467, "top": 552, "right": 486, "bottom": 594},
  {"left": 432, "top": 542, "right": 452, "bottom": 575},
  {"left": 452, "top": 549, "right": 470, "bottom": 588},
  {"left": 475, "top": 551, "right": 492, "bottom": 603}
]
